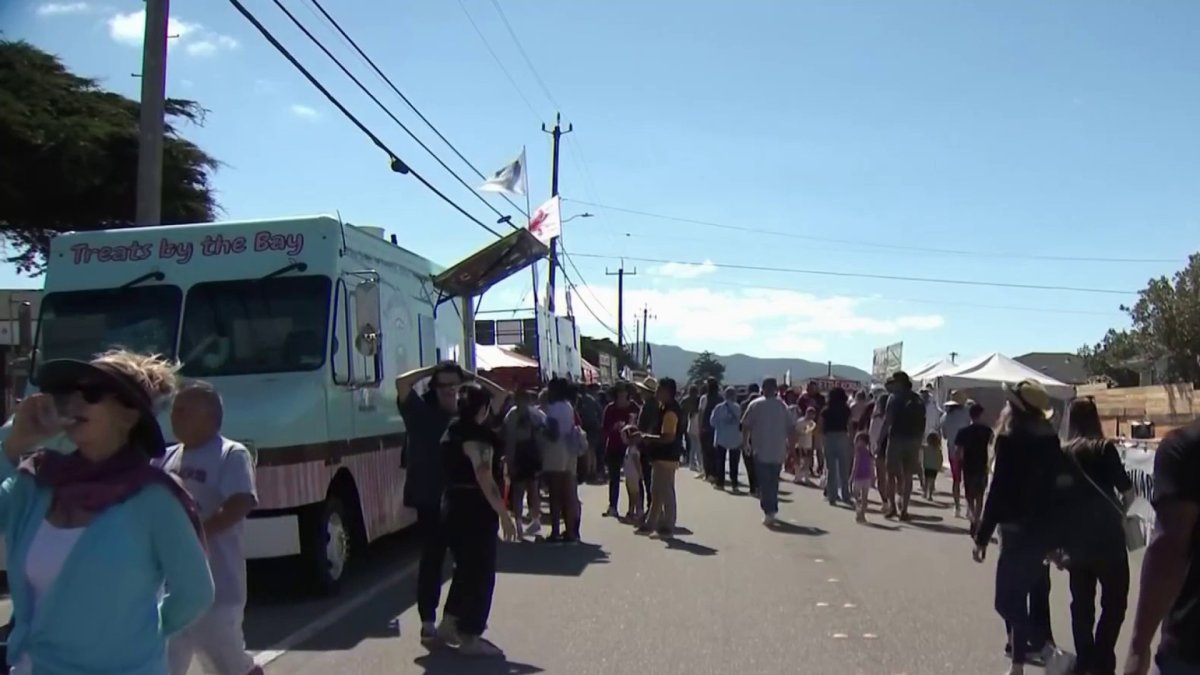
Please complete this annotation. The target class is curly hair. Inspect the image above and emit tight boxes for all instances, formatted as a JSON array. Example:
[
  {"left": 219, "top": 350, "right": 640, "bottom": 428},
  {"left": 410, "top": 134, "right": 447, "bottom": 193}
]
[{"left": 92, "top": 349, "right": 181, "bottom": 408}]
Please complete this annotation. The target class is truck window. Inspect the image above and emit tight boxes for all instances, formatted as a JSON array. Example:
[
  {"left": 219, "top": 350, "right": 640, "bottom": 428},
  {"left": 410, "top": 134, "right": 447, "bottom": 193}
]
[
  {"left": 179, "top": 275, "right": 331, "bottom": 377},
  {"left": 35, "top": 286, "right": 183, "bottom": 368}
]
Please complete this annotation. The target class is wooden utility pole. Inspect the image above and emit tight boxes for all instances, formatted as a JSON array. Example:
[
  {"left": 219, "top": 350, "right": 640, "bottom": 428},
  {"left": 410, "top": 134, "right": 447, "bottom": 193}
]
[
  {"left": 135, "top": 0, "right": 171, "bottom": 225},
  {"left": 605, "top": 264, "right": 636, "bottom": 358},
  {"left": 541, "top": 113, "right": 572, "bottom": 313}
]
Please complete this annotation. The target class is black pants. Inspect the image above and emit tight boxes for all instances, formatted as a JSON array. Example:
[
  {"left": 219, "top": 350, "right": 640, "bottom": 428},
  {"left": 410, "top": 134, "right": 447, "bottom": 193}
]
[
  {"left": 997, "top": 535, "right": 1054, "bottom": 663},
  {"left": 714, "top": 445, "right": 739, "bottom": 488},
  {"left": 701, "top": 434, "right": 716, "bottom": 477},
  {"left": 1069, "top": 555, "right": 1130, "bottom": 675},
  {"left": 443, "top": 492, "right": 499, "bottom": 637},
  {"left": 606, "top": 451, "right": 625, "bottom": 512},
  {"left": 743, "top": 450, "right": 758, "bottom": 493},
  {"left": 416, "top": 504, "right": 448, "bottom": 623}
]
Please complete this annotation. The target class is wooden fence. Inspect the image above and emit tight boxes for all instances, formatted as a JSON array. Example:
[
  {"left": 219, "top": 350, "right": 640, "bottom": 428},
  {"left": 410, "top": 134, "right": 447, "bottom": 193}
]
[{"left": 1077, "top": 383, "right": 1197, "bottom": 439}]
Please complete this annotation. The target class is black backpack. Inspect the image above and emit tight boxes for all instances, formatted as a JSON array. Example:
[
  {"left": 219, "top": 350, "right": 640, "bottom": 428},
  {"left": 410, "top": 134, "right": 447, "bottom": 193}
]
[{"left": 891, "top": 391, "right": 926, "bottom": 438}]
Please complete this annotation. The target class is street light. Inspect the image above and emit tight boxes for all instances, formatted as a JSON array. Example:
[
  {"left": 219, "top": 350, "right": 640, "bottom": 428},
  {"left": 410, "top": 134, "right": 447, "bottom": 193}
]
[{"left": 562, "top": 212, "right": 594, "bottom": 224}]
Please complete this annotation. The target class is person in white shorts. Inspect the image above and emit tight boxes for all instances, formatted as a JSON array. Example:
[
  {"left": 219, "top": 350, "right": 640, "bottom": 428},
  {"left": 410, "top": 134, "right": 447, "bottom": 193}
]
[{"left": 159, "top": 382, "right": 262, "bottom": 675}]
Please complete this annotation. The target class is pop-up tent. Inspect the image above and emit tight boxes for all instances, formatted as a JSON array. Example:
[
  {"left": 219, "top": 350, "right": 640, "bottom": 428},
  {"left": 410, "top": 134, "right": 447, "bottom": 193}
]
[
  {"left": 911, "top": 357, "right": 958, "bottom": 385},
  {"left": 936, "top": 352, "right": 1075, "bottom": 399}
]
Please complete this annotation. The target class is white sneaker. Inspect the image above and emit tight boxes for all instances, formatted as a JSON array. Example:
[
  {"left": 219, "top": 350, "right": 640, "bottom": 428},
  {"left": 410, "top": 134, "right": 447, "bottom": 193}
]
[
  {"left": 458, "top": 636, "right": 504, "bottom": 658},
  {"left": 763, "top": 513, "right": 777, "bottom": 526},
  {"left": 1005, "top": 664, "right": 1024, "bottom": 675},
  {"left": 436, "top": 616, "right": 461, "bottom": 646}
]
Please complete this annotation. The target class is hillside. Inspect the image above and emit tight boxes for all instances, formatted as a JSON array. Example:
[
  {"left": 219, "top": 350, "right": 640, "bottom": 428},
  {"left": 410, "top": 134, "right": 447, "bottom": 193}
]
[{"left": 648, "top": 343, "right": 872, "bottom": 385}]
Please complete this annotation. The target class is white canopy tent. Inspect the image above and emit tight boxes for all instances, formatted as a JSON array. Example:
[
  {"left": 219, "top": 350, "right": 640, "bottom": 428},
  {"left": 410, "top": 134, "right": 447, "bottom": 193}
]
[
  {"left": 475, "top": 344, "right": 538, "bottom": 371},
  {"left": 934, "top": 352, "right": 1075, "bottom": 399},
  {"left": 911, "top": 357, "right": 958, "bottom": 385}
]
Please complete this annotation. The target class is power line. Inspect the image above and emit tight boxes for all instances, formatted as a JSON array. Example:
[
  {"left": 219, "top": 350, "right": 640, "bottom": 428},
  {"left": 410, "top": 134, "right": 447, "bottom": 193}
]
[
  {"left": 267, "top": 0, "right": 518, "bottom": 231},
  {"left": 226, "top": 0, "right": 502, "bottom": 238},
  {"left": 564, "top": 198, "right": 1179, "bottom": 265},
  {"left": 454, "top": 0, "right": 542, "bottom": 120},
  {"left": 566, "top": 252, "right": 1137, "bottom": 295},
  {"left": 559, "top": 243, "right": 627, "bottom": 344},
  {"left": 486, "top": 0, "right": 560, "bottom": 109},
  {"left": 557, "top": 264, "right": 620, "bottom": 339},
  {"left": 306, "top": 0, "right": 527, "bottom": 218}
]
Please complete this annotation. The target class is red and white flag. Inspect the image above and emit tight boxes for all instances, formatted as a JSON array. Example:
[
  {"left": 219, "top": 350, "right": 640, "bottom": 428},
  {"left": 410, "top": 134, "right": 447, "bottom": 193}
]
[{"left": 527, "top": 195, "right": 561, "bottom": 245}]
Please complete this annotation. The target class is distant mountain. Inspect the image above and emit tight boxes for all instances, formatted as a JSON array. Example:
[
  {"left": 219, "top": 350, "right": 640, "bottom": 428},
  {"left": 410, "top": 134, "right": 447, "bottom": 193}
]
[{"left": 648, "top": 343, "right": 872, "bottom": 385}]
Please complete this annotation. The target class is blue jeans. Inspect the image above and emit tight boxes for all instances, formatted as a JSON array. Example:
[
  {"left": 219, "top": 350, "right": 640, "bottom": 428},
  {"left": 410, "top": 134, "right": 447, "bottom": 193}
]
[
  {"left": 1154, "top": 655, "right": 1200, "bottom": 675},
  {"left": 995, "top": 528, "right": 1054, "bottom": 665},
  {"left": 755, "top": 461, "right": 782, "bottom": 515},
  {"left": 823, "top": 432, "right": 852, "bottom": 503}
]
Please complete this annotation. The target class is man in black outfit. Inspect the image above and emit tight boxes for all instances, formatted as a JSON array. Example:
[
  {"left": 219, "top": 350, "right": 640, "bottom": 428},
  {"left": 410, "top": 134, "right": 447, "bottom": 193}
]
[
  {"left": 1123, "top": 419, "right": 1200, "bottom": 675},
  {"left": 395, "top": 361, "right": 505, "bottom": 645}
]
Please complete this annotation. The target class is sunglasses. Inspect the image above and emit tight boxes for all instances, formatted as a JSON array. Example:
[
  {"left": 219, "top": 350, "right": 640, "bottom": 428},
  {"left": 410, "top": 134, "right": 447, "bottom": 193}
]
[{"left": 46, "top": 382, "right": 123, "bottom": 406}]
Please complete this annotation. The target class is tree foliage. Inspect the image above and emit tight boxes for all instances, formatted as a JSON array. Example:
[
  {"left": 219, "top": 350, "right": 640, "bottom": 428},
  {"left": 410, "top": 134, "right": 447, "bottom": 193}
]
[
  {"left": 687, "top": 350, "right": 725, "bottom": 386},
  {"left": 1080, "top": 253, "right": 1200, "bottom": 386},
  {"left": 1077, "top": 329, "right": 1142, "bottom": 388},
  {"left": 580, "top": 335, "right": 634, "bottom": 370},
  {"left": 0, "top": 40, "right": 219, "bottom": 274}
]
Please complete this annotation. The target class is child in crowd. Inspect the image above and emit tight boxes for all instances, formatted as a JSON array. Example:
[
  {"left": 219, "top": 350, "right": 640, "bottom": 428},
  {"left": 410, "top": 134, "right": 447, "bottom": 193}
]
[
  {"left": 850, "top": 431, "right": 874, "bottom": 523},
  {"left": 621, "top": 423, "right": 644, "bottom": 521},
  {"left": 793, "top": 407, "right": 818, "bottom": 484},
  {"left": 921, "top": 431, "right": 944, "bottom": 501}
]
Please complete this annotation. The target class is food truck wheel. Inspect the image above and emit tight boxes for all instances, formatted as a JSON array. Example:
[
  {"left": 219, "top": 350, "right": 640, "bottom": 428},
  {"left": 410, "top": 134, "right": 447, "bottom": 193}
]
[{"left": 301, "top": 496, "right": 352, "bottom": 595}]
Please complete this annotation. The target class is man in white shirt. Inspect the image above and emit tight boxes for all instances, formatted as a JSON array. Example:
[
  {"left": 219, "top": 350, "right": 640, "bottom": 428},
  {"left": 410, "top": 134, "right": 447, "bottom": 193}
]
[
  {"left": 741, "top": 378, "right": 796, "bottom": 525},
  {"left": 161, "top": 382, "right": 261, "bottom": 675}
]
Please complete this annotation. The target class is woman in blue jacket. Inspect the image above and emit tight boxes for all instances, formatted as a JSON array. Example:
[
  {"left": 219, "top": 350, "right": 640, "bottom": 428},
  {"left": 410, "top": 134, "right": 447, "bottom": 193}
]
[{"left": 1, "top": 350, "right": 214, "bottom": 674}]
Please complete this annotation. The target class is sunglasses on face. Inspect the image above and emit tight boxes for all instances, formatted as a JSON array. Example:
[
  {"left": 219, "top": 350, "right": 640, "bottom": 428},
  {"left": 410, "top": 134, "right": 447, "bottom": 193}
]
[{"left": 47, "top": 382, "right": 123, "bottom": 407}]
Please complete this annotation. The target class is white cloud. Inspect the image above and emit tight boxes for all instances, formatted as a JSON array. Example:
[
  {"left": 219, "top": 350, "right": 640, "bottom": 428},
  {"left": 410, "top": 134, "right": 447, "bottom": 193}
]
[
  {"left": 107, "top": 10, "right": 236, "bottom": 56},
  {"left": 36, "top": 2, "right": 89, "bottom": 16},
  {"left": 546, "top": 283, "right": 945, "bottom": 359},
  {"left": 651, "top": 260, "right": 717, "bottom": 279},
  {"left": 290, "top": 104, "right": 319, "bottom": 120}
]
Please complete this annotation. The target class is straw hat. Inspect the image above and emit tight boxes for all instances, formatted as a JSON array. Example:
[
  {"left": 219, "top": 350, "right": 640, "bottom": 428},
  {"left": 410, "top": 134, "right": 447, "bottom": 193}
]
[
  {"left": 633, "top": 376, "right": 659, "bottom": 393},
  {"left": 1004, "top": 379, "right": 1053, "bottom": 419}
]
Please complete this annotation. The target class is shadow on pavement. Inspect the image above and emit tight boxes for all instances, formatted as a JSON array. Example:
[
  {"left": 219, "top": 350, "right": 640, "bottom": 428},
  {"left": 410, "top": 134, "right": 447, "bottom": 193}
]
[
  {"left": 413, "top": 651, "right": 543, "bottom": 674},
  {"left": 495, "top": 541, "right": 609, "bottom": 577},
  {"left": 770, "top": 521, "right": 828, "bottom": 536},
  {"left": 663, "top": 537, "right": 718, "bottom": 556},
  {"left": 863, "top": 521, "right": 902, "bottom": 532},
  {"left": 908, "top": 520, "right": 971, "bottom": 536}
]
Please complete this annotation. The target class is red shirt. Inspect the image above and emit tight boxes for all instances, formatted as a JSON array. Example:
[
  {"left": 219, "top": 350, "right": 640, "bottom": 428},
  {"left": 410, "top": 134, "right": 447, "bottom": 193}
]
[{"left": 602, "top": 402, "right": 638, "bottom": 454}]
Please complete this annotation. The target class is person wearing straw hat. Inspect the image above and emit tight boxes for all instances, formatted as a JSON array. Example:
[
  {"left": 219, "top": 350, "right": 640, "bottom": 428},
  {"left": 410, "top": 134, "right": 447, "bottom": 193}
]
[
  {"left": 633, "top": 377, "right": 659, "bottom": 513},
  {"left": 973, "top": 379, "right": 1067, "bottom": 675}
]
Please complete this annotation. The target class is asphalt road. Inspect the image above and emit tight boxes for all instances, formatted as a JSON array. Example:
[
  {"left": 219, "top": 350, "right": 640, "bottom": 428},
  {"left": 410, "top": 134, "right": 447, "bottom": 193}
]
[
  {"left": 251, "top": 470, "right": 1149, "bottom": 675},
  {"left": 0, "top": 469, "right": 1152, "bottom": 674}
]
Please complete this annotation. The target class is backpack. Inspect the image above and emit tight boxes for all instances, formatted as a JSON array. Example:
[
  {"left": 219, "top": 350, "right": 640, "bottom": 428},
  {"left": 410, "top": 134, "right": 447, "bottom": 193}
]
[{"left": 891, "top": 391, "right": 926, "bottom": 439}]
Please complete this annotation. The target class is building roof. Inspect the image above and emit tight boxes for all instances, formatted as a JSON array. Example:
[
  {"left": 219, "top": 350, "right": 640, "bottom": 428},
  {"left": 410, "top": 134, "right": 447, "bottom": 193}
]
[{"left": 1014, "top": 352, "right": 1090, "bottom": 385}]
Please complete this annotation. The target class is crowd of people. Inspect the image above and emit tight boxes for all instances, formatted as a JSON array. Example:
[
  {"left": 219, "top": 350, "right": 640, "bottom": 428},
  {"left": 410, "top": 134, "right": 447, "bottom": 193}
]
[{"left": 0, "top": 346, "right": 1194, "bottom": 675}]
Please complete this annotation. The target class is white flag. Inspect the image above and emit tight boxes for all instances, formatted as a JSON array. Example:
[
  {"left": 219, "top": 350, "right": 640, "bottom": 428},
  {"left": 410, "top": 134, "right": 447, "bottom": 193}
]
[
  {"left": 478, "top": 150, "right": 526, "bottom": 196},
  {"left": 528, "top": 195, "right": 561, "bottom": 244}
]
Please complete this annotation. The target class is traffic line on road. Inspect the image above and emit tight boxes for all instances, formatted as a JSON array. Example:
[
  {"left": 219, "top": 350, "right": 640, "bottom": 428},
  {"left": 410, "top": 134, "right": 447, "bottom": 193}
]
[{"left": 251, "top": 558, "right": 420, "bottom": 669}]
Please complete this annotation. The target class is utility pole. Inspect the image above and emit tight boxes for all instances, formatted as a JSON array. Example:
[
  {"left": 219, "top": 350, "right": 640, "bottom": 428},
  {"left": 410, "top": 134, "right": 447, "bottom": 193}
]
[
  {"left": 633, "top": 318, "right": 641, "bottom": 366},
  {"left": 641, "top": 304, "right": 657, "bottom": 370},
  {"left": 541, "top": 112, "right": 572, "bottom": 313},
  {"left": 949, "top": 351, "right": 959, "bottom": 364},
  {"left": 605, "top": 264, "right": 636, "bottom": 358},
  {"left": 135, "top": 0, "right": 171, "bottom": 226}
]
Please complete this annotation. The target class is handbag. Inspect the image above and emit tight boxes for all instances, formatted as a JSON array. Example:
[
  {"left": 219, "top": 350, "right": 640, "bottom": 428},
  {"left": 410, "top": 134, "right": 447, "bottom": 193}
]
[{"left": 1065, "top": 450, "right": 1146, "bottom": 552}]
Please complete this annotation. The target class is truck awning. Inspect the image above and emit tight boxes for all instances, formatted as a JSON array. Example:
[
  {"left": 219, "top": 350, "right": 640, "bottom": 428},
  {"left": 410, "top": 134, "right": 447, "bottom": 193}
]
[{"left": 433, "top": 228, "right": 549, "bottom": 301}]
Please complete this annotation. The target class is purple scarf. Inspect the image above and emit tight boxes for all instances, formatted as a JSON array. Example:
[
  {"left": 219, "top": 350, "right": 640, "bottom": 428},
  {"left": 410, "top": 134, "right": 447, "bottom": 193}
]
[{"left": 18, "top": 449, "right": 206, "bottom": 546}]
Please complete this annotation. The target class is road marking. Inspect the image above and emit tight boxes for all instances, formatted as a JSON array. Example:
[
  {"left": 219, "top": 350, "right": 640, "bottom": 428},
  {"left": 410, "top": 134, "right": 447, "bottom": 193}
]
[
  {"left": 814, "top": 558, "right": 824, "bottom": 563},
  {"left": 832, "top": 633, "right": 849, "bottom": 639},
  {"left": 843, "top": 603, "right": 856, "bottom": 608},
  {"left": 827, "top": 577, "right": 839, "bottom": 583},
  {"left": 252, "top": 558, "right": 420, "bottom": 668},
  {"left": 815, "top": 602, "right": 830, "bottom": 607},
  {"left": 863, "top": 633, "right": 878, "bottom": 639}
]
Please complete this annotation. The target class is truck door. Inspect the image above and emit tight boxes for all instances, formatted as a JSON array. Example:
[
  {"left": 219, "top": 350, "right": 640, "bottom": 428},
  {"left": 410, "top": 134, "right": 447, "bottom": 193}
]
[{"left": 328, "top": 274, "right": 383, "bottom": 444}]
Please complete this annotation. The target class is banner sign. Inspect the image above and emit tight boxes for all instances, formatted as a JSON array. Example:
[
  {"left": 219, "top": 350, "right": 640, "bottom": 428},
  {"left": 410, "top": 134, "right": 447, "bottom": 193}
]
[
  {"left": 871, "top": 342, "right": 903, "bottom": 382},
  {"left": 1118, "top": 441, "right": 1157, "bottom": 543}
]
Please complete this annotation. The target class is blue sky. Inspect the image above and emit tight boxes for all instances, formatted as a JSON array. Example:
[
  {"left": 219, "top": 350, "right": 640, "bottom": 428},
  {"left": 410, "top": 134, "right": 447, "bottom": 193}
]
[{"left": 5, "top": 0, "right": 1199, "bottom": 372}]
